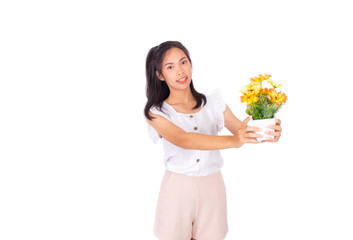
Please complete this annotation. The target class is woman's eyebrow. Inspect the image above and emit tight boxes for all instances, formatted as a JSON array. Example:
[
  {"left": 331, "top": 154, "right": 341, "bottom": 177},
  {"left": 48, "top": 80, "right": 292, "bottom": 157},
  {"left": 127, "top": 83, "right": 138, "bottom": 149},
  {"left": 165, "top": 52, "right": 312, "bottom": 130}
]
[{"left": 164, "top": 57, "right": 187, "bottom": 67}]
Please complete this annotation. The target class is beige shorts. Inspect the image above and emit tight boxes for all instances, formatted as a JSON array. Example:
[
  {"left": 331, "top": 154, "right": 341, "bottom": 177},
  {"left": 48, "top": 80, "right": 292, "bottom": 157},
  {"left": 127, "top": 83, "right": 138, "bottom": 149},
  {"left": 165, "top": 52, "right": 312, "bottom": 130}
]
[{"left": 154, "top": 170, "right": 228, "bottom": 240}]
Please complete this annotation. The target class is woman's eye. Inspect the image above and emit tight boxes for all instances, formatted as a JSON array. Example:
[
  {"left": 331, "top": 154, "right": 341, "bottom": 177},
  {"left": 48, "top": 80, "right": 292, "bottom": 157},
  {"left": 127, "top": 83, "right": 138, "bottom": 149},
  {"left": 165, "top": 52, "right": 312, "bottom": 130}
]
[
  {"left": 182, "top": 60, "right": 187, "bottom": 64},
  {"left": 167, "top": 66, "right": 173, "bottom": 69}
]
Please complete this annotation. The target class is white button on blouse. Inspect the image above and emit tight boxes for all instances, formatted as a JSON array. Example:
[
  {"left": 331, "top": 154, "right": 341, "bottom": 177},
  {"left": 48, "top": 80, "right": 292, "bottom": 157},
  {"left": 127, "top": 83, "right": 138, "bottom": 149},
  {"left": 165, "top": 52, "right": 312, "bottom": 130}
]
[{"left": 147, "top": 89, "right": 226, "bottom": 176}]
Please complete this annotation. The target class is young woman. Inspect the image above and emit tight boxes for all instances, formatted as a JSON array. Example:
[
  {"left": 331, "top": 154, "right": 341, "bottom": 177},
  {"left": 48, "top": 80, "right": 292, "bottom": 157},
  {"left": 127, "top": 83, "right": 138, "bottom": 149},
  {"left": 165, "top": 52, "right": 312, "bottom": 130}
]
[{"left": 145, "top": 41, "right": 282, "bottom": 240}]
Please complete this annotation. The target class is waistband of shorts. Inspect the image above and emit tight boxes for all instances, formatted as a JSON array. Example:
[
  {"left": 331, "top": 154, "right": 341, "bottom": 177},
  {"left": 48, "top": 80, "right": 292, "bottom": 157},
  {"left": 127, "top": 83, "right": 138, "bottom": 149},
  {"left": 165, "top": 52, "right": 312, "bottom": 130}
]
[{"left": 165, "top": 169, "right": 221, "bottom": 179}]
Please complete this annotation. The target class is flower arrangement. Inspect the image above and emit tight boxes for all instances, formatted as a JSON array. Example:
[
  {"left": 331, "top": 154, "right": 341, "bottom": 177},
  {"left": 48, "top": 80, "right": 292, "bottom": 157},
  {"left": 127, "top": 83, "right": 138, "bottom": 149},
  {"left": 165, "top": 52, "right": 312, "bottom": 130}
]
[{"left": 240, "top": 74, "right": 287, "bottom": 120}]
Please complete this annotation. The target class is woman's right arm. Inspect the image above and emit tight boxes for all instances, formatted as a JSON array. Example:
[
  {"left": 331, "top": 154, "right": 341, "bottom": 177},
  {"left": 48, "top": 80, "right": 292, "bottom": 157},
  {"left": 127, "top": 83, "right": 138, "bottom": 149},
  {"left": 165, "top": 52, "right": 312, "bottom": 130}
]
[{"left": 147, "top": 111, "right": 262, "bottom": 150}]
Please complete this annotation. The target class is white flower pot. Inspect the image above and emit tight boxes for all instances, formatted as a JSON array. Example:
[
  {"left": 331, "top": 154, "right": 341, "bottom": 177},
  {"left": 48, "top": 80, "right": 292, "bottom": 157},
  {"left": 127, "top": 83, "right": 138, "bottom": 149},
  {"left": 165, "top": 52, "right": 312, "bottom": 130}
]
[{"left": 252, "top": 118, "right": 276, "bottom": 142}]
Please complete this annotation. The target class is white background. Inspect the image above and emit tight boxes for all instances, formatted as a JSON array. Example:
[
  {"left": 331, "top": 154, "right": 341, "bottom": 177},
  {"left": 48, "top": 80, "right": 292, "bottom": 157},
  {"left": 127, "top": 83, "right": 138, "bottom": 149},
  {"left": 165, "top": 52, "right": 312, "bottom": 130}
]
[{"left": 1, "top": 0, "right": 352, "bottom": 239}]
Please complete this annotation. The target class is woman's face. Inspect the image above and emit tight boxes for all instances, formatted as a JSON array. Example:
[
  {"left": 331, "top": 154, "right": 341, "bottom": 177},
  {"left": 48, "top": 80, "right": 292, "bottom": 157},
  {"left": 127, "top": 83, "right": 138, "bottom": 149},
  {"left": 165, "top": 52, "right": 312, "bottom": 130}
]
[{"left": 156, "top": 47, "right": 192, "bottom": 91}]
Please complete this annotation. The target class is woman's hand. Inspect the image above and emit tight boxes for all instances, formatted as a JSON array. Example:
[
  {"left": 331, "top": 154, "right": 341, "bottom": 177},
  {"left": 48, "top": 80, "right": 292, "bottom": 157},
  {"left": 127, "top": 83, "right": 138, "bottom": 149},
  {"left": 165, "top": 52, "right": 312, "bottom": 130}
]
[
  {"left": 233, "top": 116, "right": 263, "bottom": 148},
  {"left": 264, "top": 118, "right": 282, "bottom": 142}
]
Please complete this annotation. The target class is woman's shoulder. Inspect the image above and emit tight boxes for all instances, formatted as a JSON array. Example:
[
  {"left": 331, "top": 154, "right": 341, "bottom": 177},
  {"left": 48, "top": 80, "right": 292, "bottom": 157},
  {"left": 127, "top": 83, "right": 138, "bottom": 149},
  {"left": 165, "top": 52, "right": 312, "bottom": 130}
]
[
  {"left": 205, "top": 89, "right": 226, "bottom": 131},
  {"left": 150, "top": 103, "right": 172, "bottom": 119},
  {"left": 205, "top": 89, "right": 225, "bottom": 108}
]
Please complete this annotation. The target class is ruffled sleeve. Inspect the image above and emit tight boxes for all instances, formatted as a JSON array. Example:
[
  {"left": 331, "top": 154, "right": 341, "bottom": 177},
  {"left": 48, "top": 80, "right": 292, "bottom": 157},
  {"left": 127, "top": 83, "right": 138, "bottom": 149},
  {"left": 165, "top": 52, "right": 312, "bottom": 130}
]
[
  {"left": 208, "top": 89, "right": 226, "bottom": 132},
  {"left": 147, "top": 124, "right": 161, "bottom": 144},
  {"left": 146, "top": 106, "right": 170, "bottom": 144}
]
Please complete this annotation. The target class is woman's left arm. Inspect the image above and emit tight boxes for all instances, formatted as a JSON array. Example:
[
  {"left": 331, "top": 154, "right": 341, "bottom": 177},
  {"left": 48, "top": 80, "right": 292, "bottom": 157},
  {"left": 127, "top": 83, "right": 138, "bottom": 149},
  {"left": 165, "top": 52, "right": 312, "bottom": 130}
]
[{"left": 223, "top": 104, "right": 243, "bottom": 135}]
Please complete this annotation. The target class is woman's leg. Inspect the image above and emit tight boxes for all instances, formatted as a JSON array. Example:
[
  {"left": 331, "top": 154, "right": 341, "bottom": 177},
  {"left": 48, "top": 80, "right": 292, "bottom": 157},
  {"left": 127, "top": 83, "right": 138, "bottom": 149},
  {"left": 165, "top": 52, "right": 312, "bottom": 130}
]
[{"left": 192, "top": 171, "right": 228, "bottom": 240}]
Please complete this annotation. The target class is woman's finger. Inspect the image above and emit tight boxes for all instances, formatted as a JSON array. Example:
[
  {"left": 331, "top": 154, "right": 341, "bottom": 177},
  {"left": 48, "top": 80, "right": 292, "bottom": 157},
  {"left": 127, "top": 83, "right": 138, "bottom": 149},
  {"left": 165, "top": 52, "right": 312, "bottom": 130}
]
[
  {"left": 268, "top": 119, "right": 282, "bottom": 130},
  {"left": 244, "top": 138, "right": 261, "bottom": 144},
  {"left": 265, "top": 136, "right": 278, "bottom": 142},
  {"left": 268, "top": 124, "right": 282, "bottom": 131},
  {"left": 263, "top": 119, "right": 282, "bottom": 142},
  {"left": 245, "top": 126, "right": 262, "bottom": 132},
  {"left": 245, "top": 132, "right": 264, "bottom": 139},
  {"left": 242, "top": 115, "right": 252, "bottom": 126},
  {"left": 266, "top": 130, "right": 281, "bottom": 137}
]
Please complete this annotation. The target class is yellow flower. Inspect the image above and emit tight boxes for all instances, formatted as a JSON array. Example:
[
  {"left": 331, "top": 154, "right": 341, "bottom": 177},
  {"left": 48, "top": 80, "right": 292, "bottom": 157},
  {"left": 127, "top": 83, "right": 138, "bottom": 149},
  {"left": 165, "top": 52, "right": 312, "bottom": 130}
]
[
  {"left": 263, "top": 74, "right": 272, "bottom": 80},
  {"left": 267, "top": 79, "right": 282, "bottom": 88},
  {"left": 251, "top": 74, "right": 272, "bottom": 82},
  {"left": 241, "top": 93, "right": 259, "bottom": 106},
  {"left": 277, "top": 91, "right": 287, "bottom": 104},
  {"left": 240, "top": 81, "right": 262, "bottom": 95},
  {"left": 250, "top": 76, "right": 261, "bottom": 82},
  {"left": 265, "top": 88, "right": 287, "bottom": 106}
]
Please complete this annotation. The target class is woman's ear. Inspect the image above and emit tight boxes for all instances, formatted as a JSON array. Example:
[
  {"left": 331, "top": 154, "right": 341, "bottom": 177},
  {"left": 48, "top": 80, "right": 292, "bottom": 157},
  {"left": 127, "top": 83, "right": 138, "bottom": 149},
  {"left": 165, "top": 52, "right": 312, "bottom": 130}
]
[{"left": 155, "top": 71, "right": 165, "bottom": 81}]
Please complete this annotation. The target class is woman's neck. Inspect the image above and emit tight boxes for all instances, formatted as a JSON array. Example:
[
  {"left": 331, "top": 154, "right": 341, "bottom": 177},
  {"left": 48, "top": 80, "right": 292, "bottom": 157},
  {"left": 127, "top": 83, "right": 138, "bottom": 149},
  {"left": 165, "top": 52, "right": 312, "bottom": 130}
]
[{"left": 165, "top": 88, "right": 194, "bottom": 105}]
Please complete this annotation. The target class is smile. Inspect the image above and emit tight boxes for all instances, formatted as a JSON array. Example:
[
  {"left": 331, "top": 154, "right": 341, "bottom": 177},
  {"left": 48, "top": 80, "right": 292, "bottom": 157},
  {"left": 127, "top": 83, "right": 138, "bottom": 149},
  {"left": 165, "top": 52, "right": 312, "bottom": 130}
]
[{"left": 177, "top": 77, "right": 188, "bottom": 84}]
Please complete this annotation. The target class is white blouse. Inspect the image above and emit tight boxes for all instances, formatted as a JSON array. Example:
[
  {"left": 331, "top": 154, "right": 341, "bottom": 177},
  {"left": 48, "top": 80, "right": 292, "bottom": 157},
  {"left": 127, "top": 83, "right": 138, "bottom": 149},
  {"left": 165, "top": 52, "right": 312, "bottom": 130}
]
[{"left": 147, "top": 89, "right": 226, "bottom": 176}]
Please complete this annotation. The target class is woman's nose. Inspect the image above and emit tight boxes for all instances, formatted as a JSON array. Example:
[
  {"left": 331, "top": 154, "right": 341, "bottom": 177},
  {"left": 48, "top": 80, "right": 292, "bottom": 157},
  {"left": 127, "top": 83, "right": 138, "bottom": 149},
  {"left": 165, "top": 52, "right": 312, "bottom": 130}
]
[{"left": 177, "top": 65, "right": 184, "bottom": 75}]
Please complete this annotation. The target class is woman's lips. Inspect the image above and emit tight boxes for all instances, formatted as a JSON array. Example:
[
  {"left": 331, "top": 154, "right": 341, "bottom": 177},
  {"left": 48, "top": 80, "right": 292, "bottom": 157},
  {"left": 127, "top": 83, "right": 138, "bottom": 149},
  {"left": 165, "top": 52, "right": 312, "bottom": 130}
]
[{"left": 177, "top": 77, "right": 188, "bottom": 84}]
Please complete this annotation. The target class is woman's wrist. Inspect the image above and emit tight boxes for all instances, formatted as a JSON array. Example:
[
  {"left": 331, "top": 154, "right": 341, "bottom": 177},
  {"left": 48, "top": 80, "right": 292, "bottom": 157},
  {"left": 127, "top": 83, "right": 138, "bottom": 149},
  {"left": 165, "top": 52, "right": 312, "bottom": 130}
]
[{"left": 230, "top": 135, "right": 242, "bottom": 148}]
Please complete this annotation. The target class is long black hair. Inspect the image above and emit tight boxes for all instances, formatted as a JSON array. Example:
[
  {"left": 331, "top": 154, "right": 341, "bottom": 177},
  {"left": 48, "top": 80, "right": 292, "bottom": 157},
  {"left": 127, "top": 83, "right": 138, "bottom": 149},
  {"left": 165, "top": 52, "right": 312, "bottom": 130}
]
[{"left": 144, "top": 41, "right": 206, "bottom": 120}]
